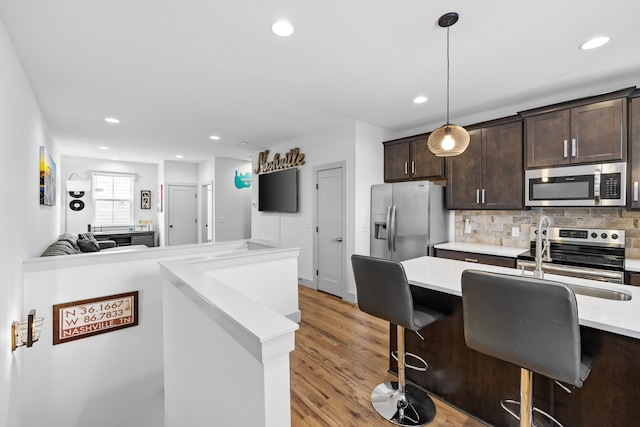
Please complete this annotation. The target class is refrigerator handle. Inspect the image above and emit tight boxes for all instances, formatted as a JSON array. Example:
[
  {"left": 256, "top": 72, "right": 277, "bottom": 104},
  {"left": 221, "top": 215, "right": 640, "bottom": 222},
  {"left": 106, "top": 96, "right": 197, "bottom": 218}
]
[
  {"left": 391, "top": 204, "right": 398, "bottom": 252},
  {"left": 385, "top": 204, "right": 393, "bottom": 252}
]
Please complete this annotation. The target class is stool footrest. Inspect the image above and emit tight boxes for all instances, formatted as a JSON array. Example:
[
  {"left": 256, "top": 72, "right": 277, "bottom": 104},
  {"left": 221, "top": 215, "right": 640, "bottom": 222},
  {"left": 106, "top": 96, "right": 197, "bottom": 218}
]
[
  {"left": 500, "top": 399, "right": 565, "bottom": 427},
  {"left": 371, "top": 382, "right": 436, "bottom": 426},
  {"left": 391, "top": 350, "right": 428, "bottom": 372}
]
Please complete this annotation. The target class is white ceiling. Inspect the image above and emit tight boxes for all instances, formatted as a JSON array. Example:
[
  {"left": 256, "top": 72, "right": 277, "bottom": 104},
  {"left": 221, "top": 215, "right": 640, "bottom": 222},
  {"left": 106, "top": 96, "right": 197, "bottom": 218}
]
[{"left": 1, "top": 1, "right": 640, "bottom": 164}]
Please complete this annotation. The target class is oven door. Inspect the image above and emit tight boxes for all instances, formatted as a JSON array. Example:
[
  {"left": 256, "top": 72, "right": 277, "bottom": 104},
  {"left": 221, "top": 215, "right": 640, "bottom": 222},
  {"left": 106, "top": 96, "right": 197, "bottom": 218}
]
[
  {"left": 525, "top": 163, "right": 626, "bottom": 207},
  {"left": 517, "top": 260, "right": 624, "bottom": 283}
]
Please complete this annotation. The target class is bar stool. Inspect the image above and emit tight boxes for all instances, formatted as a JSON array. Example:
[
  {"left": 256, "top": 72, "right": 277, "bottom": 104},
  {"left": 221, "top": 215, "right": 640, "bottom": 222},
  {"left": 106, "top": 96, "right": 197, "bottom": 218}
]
[
  {"left": 351, "top": 254, "right": 444, "bottom": 426},
  {"left": 461, "top": 270, "right": 593, "bottom": 427}
]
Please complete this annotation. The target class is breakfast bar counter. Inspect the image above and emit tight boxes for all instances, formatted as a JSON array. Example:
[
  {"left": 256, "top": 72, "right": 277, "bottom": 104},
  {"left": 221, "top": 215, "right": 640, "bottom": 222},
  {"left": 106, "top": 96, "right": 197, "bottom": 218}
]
[{"left": 393, "top": 256, "right": 640, "bottom": 427}]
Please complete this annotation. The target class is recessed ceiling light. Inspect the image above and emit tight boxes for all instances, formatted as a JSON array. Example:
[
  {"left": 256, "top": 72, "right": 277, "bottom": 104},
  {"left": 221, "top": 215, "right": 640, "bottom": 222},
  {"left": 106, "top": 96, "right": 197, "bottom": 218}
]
[
  {"left": 209, "top": 135, "right": 220, "bottom": 140},
  {"left": 104, "top": 117, "right": 120, "bottom": 124},
  {"left": 111, "top": 158, "right": 119, "bottom": 161},
  {"left": 272, "top": 20, "right": 294, "bottom": 37},
  {"left": 175, "top": 155, "right": 183, "bottom": 159},
  {"left": 98, "top": 146, "right": 109, "bottom": 150},
  {"left": 579, "top": 36, "right": 610, "bottom": 50},
  {"left": 239, "top": 141, "right": 248, "bottom": 146},
  {"left": 413, "top": 96, "right": 428, "bottom": 104}
]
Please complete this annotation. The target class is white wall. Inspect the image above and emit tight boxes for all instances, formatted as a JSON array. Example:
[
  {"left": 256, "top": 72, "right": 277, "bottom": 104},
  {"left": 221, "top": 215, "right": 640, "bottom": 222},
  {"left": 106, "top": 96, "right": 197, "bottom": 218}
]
[
  {"left": 251, "top": 121, "right": 385, "bottom": 299},
  {"left": 214, "top": 157, "right": 251, "bottom": 241},
  {"left": 350, "top": 122, "right": 386, "bottom": 296},
  {"left": 61, "top": 156, "right": 159, "bottom": 235},
  {"left": 163, "top": 160, "right": 198, "bottom": 183},
  {"left": 23, "top": 258, "right": 165, "bottom": 427},
  {"left": 0, "top": 17, "right": 59, "bottom": 427}
]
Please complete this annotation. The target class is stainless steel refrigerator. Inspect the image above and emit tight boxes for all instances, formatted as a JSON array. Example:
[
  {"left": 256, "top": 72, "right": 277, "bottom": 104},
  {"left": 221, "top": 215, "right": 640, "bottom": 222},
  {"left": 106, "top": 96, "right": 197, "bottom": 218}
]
[{"left": 371, "top": 181, "right": 448, "bottom": 261}]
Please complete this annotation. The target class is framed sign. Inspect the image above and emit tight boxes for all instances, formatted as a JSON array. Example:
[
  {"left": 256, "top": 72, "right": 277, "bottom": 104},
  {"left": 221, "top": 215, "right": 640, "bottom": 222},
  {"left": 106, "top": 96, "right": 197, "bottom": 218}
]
[
  {"left": 157, "top": 184, "right": 163, "bottom": 212},
  {"left": 141, "top": 190, "right": 151, "bottom": 209},
  {"left": 52, "top": 291, "right": 139, "bottom": 345}
]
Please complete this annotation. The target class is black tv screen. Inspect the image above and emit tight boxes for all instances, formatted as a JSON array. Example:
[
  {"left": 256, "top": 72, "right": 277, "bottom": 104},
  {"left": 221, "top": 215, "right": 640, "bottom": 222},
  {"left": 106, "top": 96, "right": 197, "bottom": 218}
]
[{"left": 258, "top": 168, "right": 298, "bottom": 213}]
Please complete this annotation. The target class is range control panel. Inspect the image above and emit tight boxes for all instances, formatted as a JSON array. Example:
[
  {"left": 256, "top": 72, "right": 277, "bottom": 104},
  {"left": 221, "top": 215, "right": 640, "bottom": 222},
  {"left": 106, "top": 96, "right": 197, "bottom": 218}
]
[{"left": 531, "top": 227, "right": 625, "bottom": 247}]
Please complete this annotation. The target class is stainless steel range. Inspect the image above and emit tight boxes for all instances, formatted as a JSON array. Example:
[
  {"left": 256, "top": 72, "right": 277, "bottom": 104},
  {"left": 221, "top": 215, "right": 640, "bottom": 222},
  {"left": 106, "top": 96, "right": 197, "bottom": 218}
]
[{"left": 517, "top": 226, "right": 626, "bottom": 283}]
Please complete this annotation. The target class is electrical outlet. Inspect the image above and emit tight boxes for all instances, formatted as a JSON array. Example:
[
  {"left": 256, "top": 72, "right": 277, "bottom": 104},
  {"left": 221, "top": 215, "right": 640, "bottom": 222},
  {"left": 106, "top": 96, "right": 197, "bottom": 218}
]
[
  {"left": 512, "top": 226, "right": 520, "bottom": 237},
  {"left": 464, "top": 219, "right": 471, "bottom": 234}
]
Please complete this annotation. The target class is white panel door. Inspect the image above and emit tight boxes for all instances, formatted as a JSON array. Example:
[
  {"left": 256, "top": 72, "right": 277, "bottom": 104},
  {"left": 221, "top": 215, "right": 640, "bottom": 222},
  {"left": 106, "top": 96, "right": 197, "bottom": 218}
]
[
  {"left": 168, "top": 185, "right": 197, "bottom": 246},
  {"left": 316, "top": 167, "right": 344, "bottom": 297}
]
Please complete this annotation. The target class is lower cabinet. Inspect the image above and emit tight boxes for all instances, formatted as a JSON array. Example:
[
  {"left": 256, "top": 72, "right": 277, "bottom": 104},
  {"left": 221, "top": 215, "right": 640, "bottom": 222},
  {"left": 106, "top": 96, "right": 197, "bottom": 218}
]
[
  {"left": 625, "top": 271, "right": 640, "bottom": 287},
  {"left": 435, "top": 248, "right": 516, "bottom": 269}
]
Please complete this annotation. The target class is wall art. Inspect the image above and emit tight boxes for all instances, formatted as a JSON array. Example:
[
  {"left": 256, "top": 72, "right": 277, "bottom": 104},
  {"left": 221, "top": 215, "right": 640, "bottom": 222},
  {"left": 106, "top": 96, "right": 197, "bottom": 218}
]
[
  {"left": 141, "top": 190, "right": 151, "bottom": 209},
  {"left": 157, "top": 184, "right": 163, "bottom": 212},
  {"left": 39, "top": 146, "right": 57, "bottom": 206},
  {"left": 234, "top": 171, "right": 252, "bottom": 189},
  {"left": 52, "top": 291, "right": 139, "bottom": 345}
]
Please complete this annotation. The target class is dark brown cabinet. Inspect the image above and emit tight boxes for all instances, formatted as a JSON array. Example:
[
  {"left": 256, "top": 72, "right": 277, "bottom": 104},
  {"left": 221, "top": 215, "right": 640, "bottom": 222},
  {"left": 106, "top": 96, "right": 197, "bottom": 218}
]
[
  {"left": 628, "top": 93, "right": 640, "bottom": 209},
  {"left": 524, "top": 96, "right": 627, "bottom": 169},
  {"left": 383, "top": 135, "right": 445, "bottom": 182},
  {"left": 446, "top": 118, "right": 523, "bottom": 210},
  {"left": 435, "top": 248, "right": 516, "bottom": 268},
  {"left": 625, "top": 271, "right": 640, "bottom": 286}
]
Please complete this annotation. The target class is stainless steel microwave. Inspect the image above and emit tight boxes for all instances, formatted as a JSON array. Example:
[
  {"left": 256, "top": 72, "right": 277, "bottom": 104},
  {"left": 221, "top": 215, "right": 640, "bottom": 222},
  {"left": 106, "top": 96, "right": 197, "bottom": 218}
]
[{"left": 525, "top": 162, "right": 626, "bottom": 207}]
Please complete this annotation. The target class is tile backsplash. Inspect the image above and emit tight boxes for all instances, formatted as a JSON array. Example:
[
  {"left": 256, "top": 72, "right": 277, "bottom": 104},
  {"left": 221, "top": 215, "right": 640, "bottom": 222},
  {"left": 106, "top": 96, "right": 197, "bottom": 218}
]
[{"left": 455, "top": 208, "right": 640, "bottom": 259}]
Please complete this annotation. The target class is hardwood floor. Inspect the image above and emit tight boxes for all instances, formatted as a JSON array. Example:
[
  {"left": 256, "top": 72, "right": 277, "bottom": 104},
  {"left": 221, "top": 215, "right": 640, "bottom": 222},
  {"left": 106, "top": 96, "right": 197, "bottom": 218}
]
[{"left": 290, "top": 285, "right": 488, "bottom": 427}]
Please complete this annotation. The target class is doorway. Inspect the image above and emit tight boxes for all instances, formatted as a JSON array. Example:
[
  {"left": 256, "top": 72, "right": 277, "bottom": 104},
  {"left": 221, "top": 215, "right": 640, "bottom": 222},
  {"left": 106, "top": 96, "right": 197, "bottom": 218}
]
[
  {"left": 315, "top": 163, "right": 346, "bottom": 297},
  {"left": 201, "top": 182, "right": 214, "bottom": 243},
  {"left": 167, "top": 184, "right": 198, "bottom": 246}
]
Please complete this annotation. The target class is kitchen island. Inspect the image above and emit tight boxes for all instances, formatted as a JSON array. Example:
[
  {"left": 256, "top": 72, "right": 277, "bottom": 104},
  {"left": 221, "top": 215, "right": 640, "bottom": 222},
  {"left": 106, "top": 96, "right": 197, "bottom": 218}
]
[{"left": 395, "top": 256, "right": 640, "bottom": 427}]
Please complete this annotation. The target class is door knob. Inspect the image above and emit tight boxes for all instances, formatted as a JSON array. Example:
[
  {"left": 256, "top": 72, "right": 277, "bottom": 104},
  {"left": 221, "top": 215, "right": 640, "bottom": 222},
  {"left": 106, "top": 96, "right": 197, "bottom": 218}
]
[{"left": 335, "top": 237, "right": 343, "bottom": 242}]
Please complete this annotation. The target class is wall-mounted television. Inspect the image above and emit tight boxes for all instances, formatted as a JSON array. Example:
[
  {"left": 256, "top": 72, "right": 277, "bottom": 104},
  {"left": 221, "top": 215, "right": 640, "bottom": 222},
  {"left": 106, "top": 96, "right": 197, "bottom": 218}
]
[{"left": 258, "top": 168, "right": 298, "bottom": 213}]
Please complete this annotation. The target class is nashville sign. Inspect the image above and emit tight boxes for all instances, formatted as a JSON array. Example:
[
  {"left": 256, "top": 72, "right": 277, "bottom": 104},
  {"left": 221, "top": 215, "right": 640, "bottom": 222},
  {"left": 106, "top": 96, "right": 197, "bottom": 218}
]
[{"left": 254, "top": 148, "right": 305, "bottom": 174}]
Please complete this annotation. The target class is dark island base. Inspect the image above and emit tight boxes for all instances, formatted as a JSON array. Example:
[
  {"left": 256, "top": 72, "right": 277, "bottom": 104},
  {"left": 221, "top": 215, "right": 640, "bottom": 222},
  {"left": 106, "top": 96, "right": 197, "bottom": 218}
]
[{"left": 387, "top": 286, "right": 640, "bottom": 427}]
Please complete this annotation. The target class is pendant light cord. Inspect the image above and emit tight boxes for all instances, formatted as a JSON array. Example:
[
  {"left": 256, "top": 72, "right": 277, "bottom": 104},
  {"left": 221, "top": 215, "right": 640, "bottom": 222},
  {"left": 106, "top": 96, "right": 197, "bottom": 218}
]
[{"left": 446, "top": 26, "right": 450, "bottom": 125}]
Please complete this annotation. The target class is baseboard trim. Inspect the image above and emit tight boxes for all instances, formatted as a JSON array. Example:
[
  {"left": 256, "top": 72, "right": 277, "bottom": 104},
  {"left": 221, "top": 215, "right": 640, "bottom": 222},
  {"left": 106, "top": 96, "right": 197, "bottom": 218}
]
[
  {"left": 342, "top": 291, "right": 357, "bottom": 304},
  {"left": 298, "top": 277, "right": 315, "bottom": 289}
]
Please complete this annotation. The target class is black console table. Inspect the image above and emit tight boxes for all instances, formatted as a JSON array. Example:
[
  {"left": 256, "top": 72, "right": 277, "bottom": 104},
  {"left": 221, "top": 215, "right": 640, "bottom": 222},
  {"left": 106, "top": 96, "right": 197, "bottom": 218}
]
[{"left": 93, "top": 231, "right": 156, "bottom": 247}]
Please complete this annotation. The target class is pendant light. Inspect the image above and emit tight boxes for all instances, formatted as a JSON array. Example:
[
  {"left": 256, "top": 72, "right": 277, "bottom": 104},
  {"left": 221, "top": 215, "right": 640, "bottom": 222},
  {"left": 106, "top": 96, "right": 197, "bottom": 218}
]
[{"left": 427, "top": 12, "right": 470, "bottom": 157}]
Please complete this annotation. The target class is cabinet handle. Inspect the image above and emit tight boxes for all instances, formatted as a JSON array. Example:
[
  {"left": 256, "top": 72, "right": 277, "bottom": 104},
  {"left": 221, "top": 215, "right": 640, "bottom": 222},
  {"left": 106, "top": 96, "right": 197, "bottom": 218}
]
[
  {"left": 563, "top": 140, "right": 568, "bottom": 158},
  {"left": 404, "top": 162, "right": 408, "bottom": 175},
  {"left": 482, "top": 189, "right": 485, "bottom": 204},
  {"left": 476, "top": 189, "right": 480, "bottom": 204},
  {"left": 464, "top": 258, "right": 479, "bottom": 263},
  {"left": 572, "top": 138, "right": 577, "bottom": 157},
  {"left": 411, "top": 161, "right": 415, "bottom": 174},
  {"left": 634, "top": 182, "right": 639, "bottom": 202}
]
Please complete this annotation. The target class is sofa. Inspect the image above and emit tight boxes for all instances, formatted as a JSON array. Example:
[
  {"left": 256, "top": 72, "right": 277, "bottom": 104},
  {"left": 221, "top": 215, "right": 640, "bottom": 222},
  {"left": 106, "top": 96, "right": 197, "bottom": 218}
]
[{"left": 41, "top": 233, "right": 118, "bottom": 257}]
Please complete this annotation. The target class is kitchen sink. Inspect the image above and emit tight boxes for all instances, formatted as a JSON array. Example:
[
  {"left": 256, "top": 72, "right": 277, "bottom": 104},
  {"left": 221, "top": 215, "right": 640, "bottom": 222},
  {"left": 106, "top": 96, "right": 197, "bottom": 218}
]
[{"left": 567, "top": 284, "right": 632, "bottom": 301}]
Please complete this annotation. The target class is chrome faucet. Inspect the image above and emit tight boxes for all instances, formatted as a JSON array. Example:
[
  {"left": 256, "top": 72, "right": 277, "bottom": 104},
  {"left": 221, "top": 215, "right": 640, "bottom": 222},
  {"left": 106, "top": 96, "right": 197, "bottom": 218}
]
[{"left": 534, "top": 215, "right": 552, "bottom": 278}]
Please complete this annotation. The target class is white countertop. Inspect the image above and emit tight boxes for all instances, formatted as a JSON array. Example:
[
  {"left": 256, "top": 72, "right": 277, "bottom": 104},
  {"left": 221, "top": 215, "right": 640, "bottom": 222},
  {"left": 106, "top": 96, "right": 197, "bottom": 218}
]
[
  {"left": 402, "top": 256, "right": 640, "bottom": 340},
  {"left": 435, "top": 242, "right": 527, "bottom": 258},
  {"left": 626, "top": 259, "right": 640, "bottom": 272}
]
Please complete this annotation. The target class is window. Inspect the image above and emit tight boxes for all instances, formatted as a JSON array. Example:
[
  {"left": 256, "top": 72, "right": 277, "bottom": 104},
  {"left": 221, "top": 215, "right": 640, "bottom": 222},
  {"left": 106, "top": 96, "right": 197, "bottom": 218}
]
[{"left": 93, "top": 172, "right": 134, "bottom": 226}]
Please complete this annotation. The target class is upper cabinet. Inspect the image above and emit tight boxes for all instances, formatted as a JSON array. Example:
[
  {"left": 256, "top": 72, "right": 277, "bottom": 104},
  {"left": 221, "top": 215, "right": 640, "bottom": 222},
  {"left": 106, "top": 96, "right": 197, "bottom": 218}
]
[
  {"left": 446, "top": 117, "right": 524, "bottom": 210},
  {"left": 522, "top": 89, "right": 632, "bottom": 169},
  {"left": 629, "top": 93, "right": 640, "bottom": 209},
  {"left": 383, "top": 135, "right": 445, "bottom": 182}
]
